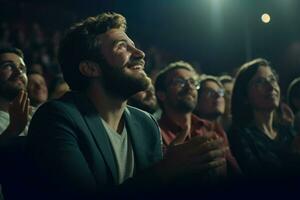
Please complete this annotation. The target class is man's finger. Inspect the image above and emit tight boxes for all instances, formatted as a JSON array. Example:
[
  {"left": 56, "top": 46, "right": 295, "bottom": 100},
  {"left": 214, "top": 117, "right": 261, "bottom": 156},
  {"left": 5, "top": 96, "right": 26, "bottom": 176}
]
[
  {"left": 167, "top": 136, "right": 223, "bottom": 158},
  {"left": 21, "top": 92, "right": 28, "bottom": 112},
  {"left": 18, "top": 90, "right": 25, "bottom": 104},
  {"left": 187, "top": 158, "right": 227, "bottom": 174},
  {"left": 188, "top": 137, "right": 225, "bottom": 157},
  {"left": 191, "top": 147, "right": 228, "bottom": 165},
  {"left": 24, "top": 98, "right": 30, "bottom": 116}
]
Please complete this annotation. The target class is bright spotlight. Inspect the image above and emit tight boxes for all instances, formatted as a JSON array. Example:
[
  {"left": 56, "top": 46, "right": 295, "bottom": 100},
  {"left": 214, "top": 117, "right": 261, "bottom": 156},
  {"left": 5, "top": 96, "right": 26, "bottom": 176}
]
[{"left": 261, "top": 13, "right": 271, "bottom": 24}]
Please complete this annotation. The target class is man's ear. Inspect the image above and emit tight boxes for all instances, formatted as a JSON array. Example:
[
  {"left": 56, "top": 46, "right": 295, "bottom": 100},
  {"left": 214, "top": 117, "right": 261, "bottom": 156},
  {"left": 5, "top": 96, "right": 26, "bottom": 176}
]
[
  {"left": 156, "top": 91, "right": 166, "bottom": 102},
  {"left": 79, "top": 61, "right": 101, "bottom": 77}
]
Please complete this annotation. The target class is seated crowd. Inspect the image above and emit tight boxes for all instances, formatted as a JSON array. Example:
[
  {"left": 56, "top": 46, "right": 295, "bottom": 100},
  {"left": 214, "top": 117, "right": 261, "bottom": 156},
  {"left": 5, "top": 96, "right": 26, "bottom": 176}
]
[{"left": 0, "top": 12, "right": 300, "bottom": 200}]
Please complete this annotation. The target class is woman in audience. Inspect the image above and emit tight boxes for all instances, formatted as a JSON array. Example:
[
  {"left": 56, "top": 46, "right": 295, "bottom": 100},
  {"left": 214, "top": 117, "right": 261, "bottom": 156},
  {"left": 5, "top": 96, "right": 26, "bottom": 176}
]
[
  {"left": 228, "top": 58, "right": 300, "bottom": 180},
  {"left": 287, "top": 77, "right": 300, "bottom": 132}
]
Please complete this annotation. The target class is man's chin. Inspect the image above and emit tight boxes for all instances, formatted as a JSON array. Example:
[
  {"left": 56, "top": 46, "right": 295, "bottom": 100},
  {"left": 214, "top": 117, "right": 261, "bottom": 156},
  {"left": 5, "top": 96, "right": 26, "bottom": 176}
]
[
  {"left": 177, "top": 101, "right": 196, "bottom": 113},
  {"left": 133, "top": 76, "right": 152, "bottom": 92},
  {"left": 0, "top": 87, "right": 22, "bottom": 101},
  {"left": 10, "top": 82, "right": 26, "bottom": 90}
]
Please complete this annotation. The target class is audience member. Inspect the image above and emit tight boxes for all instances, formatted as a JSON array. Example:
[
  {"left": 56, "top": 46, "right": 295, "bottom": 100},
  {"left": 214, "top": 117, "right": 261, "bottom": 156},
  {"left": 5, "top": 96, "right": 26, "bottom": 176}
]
[
  {"left": 27, "top": 72, "right": 48, "bottom": 108},
  {"left": 128, "top": 83, "right": 160, "bottom": 116},
  {"left": 155, "top": 61, "right": 239, "bottom": 183},
  {"left": 229, "top": 58, "right": 300, "bottom": 180},
  {"left": 195, "top": 75, "right": 225, "bottom": 122},
  {"left": 0, "top": 47, "right": 30, "bottom": 200},
  {"left": 287, "top": 77, "right": 300, "bottom": 132},
  {"left": 194, "top": 75, "right": 240, "bottom": 174},
  {"left": 219, "top": 75, "right": 234, "bottom": 131},
  {"left": 0, "top": 47, "right": 30, "bottom": 138},
  {"left": 27, "top": 13, "right": 228, "bottom": 199}
]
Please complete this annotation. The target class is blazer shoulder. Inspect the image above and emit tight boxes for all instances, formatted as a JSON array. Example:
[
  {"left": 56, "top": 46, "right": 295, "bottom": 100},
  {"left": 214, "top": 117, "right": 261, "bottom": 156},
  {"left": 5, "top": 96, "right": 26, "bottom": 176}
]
[
  {"left": 31, "top": 98, "right": 81, "bottom": 130},
  {"left": 36, "top": 93, "right": 80, "bottom": 114},
  {"left": 126, "top": 105, "right": 157, "bottom": 123}
]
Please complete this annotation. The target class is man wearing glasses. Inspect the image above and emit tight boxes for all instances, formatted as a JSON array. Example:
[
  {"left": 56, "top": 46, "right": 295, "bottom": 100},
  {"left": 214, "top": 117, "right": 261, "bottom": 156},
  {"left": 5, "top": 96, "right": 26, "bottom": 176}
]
[
  {"left": 0, "top": 47, "right": 30, "bottom": 200},
  {"left": 194, "top": 75, "right": 226, "bottom": 123},
  {"left": 155, "top": 61, "right": 237, "bottom": 183},
  {"left": 194, "top": 75, "right": 241, "bottom": 176},
  {"left": 0, "top": 47, "right": 30, "bottom": 138}
]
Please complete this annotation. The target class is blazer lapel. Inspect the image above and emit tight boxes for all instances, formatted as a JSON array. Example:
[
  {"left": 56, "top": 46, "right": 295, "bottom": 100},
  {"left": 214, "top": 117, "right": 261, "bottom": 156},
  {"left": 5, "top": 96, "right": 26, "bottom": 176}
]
[
  {"left": 124, "top": 108, "right": 148, "bottom": 170},
  {"left": 74, "top": 93, "right": 118, "bottom": 182}
]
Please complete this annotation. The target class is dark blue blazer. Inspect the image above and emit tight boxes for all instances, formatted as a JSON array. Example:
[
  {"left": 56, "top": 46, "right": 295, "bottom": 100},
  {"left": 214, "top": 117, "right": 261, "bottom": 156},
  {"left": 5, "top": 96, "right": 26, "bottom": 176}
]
[{"left": 27, "top": 91, "right": 162, "bottom": 199}]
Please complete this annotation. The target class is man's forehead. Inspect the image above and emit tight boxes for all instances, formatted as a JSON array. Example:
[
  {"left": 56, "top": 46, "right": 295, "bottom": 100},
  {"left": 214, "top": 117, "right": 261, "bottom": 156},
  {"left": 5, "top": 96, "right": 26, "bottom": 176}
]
[
  {"left": 29, "top": 73, "right": 44, "bottom": 80},
  {"left": 0, "top": 53, "right": 25, "bottom": 65},
  {"left": 97, "top": 28, "right": 133, "bottom": 45},
  {"left": 203, "top": 81, "right": 221, "bottom": 89},
  {"left": 169, "top": 68, "right": 195, "bottom": 79}
]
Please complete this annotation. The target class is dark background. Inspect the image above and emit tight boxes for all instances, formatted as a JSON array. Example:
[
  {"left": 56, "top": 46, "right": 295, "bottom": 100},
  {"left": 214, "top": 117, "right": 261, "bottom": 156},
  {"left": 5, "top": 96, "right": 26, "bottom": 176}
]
[{"left": 1, "top": 0, "right": 300, "bottom": 93}]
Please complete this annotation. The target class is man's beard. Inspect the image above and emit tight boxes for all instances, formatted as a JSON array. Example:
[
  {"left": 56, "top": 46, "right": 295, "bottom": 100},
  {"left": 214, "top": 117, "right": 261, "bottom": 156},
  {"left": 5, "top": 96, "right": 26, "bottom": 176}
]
[
  {"left": 99, "top": 59, "right": 151, "bottom": 100},
  {"left": 0, "top": 80, "right": 24, "bottom": 101},
  {"left": 174, "top": 90, "right": 197, "bottom": 113},
  {"left": 176, "top": 98, "right": 197, "bottom": 113}
]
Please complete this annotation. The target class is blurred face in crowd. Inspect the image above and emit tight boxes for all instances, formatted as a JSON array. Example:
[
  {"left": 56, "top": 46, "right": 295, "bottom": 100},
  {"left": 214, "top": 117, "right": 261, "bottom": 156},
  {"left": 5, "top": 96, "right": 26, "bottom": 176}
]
[
  {"left": 128, "top": 84, "right": 158, "bottom": 114},
  {"left": 50, "top": 82, "right": 70, "bottom": 100},
  {"left": 160, "top": 68, "right": 199, "bottom": 113},
  {"left": 27, "top": 73, "right": 48, "bottom": 106},
  {"left": 247, "top": 66, "right": 280, "bottom": 111},
  {"left": 196, "top": 80, "right": 225, "bottom": 120},
  {"left": 0, "top": 53, "right": 27, "bottom": 101},
  {"left": 223, "top": 81, "right": 234, "bottom": 116},
  {"left": 97, "top": 28, "right": 151, "bottom": 99},
  {"left": 30, "top": 63, "right": 44, "bottom": 75}
]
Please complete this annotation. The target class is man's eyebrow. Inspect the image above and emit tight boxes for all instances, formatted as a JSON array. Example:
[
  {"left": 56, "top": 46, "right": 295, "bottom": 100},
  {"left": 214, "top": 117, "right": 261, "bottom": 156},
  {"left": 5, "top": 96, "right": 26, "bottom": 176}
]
[
  {"left": 0, "top": 60, "right": 26, "bottom": 68},
  {"left": 0, "top": 60, "right": 14, "bottom": 65},
  {"left": 113, "top": 39, "right": 135, "bottom": 47}
]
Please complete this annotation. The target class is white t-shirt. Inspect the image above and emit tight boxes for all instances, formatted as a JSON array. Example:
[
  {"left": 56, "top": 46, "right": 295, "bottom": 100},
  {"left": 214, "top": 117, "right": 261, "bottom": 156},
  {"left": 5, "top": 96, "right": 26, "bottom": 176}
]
[
  {"left": 0, "top": 110, "right": 28, "bottom": 136},
  {"left": 101, "top": 118, "right": 135, "bottom": 185}
]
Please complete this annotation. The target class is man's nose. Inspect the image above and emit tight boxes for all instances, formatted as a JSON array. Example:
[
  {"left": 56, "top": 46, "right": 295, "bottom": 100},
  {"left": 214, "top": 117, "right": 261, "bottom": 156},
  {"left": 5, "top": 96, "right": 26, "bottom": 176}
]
[
  {"left": 131, "top": 46, "right": 145, "bottom": 59},
  {"left": 12, "top": 66, "right": 23, "bottom": 75}
]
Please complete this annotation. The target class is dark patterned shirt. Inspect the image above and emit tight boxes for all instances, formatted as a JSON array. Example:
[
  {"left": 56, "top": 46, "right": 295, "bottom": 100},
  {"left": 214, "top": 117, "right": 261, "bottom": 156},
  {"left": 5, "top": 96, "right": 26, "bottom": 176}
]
[{"left": 228, "top": 124, "right": 298, "bottom": 178}]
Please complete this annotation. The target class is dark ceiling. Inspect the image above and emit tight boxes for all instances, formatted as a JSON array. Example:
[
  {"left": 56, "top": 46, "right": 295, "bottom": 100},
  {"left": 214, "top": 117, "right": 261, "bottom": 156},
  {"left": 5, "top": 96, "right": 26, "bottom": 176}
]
[{"left": 1, "top": 0, "right": 300, "bottom": 90}]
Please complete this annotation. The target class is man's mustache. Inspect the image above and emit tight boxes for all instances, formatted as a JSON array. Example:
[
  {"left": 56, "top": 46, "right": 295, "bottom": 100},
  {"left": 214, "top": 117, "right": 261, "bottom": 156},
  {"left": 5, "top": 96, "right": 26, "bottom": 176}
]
[{"left": 127, "top": 59, "right": 145, "bottom": 67}]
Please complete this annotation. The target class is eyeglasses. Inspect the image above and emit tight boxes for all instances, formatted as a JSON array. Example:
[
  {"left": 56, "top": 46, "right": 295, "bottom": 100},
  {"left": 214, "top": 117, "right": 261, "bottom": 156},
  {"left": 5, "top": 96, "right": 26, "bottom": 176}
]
[
  {"left": 200, "top": 88, "right": 225, "bottom": 98},
  {"left": 171, "top": 78, "right": 200, "bottom": 90},
  {"left": 250, "top": 76, "right": 278, "bottom": 88},
  {"left": 0, "top": 62, "right": 27, "bottom": 74}
]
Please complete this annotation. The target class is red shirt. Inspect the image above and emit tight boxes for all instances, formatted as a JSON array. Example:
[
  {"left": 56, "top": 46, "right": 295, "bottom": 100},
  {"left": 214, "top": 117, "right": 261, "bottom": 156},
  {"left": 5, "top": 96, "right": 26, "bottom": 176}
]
[{"left": 158, "top": 113, "right": 241, "bottom": 175}]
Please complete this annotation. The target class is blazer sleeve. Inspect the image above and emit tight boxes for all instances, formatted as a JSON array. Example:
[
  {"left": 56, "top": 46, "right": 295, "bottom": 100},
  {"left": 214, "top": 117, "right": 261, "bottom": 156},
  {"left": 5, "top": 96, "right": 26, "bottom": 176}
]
[{"left": 27, "top": 101, "right": 98, "bottom": 199}]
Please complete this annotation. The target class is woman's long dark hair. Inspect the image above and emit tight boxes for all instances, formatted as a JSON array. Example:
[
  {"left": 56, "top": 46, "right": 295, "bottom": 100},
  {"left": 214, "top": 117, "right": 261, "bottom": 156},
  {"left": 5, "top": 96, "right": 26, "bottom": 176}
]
[{"left": 231, "top": 58, "right": 278, "bottom": 127}]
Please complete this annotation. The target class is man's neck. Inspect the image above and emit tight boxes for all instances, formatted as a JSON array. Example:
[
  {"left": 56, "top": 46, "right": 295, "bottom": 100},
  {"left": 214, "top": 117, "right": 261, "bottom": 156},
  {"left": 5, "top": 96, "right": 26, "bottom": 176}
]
[
  {"left": 86, "top": 85, "right": 127, "bottom": 133},
  {"left": 164, "top": 106, "right": 192, "bottom": 128},
  {"left": 195, "top": 112, "right": 220, "bottom": 123},
  {"left": 0, "top": 97, "right": 10, "bottom": 112}
]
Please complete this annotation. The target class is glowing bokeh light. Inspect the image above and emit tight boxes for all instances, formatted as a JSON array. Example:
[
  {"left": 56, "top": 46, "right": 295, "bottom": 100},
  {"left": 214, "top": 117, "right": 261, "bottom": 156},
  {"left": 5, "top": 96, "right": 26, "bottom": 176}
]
[{"left": 261, "top": 13, "right": 271, "bottom": 23}]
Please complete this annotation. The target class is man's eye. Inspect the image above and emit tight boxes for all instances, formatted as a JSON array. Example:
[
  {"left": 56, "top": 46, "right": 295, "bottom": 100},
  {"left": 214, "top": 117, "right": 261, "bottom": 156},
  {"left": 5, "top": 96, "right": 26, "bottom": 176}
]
[
  {"left": 174, "top": 79, "right": 184, "bottom": 84},
  {"left": 117, "top": 41, "right": 127, "bottom": 49},
  {"left": 269, "top": 76, "right": 277, "bottom": 82},
  {"left": 189, "top": 79, "right": 197, "bottom": 85},
  {"left": 1, "top": 63, "right": 14, "bottom": 69},
  {"left": 20, "top": 66, "right": 27, "bottom": 73}
]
